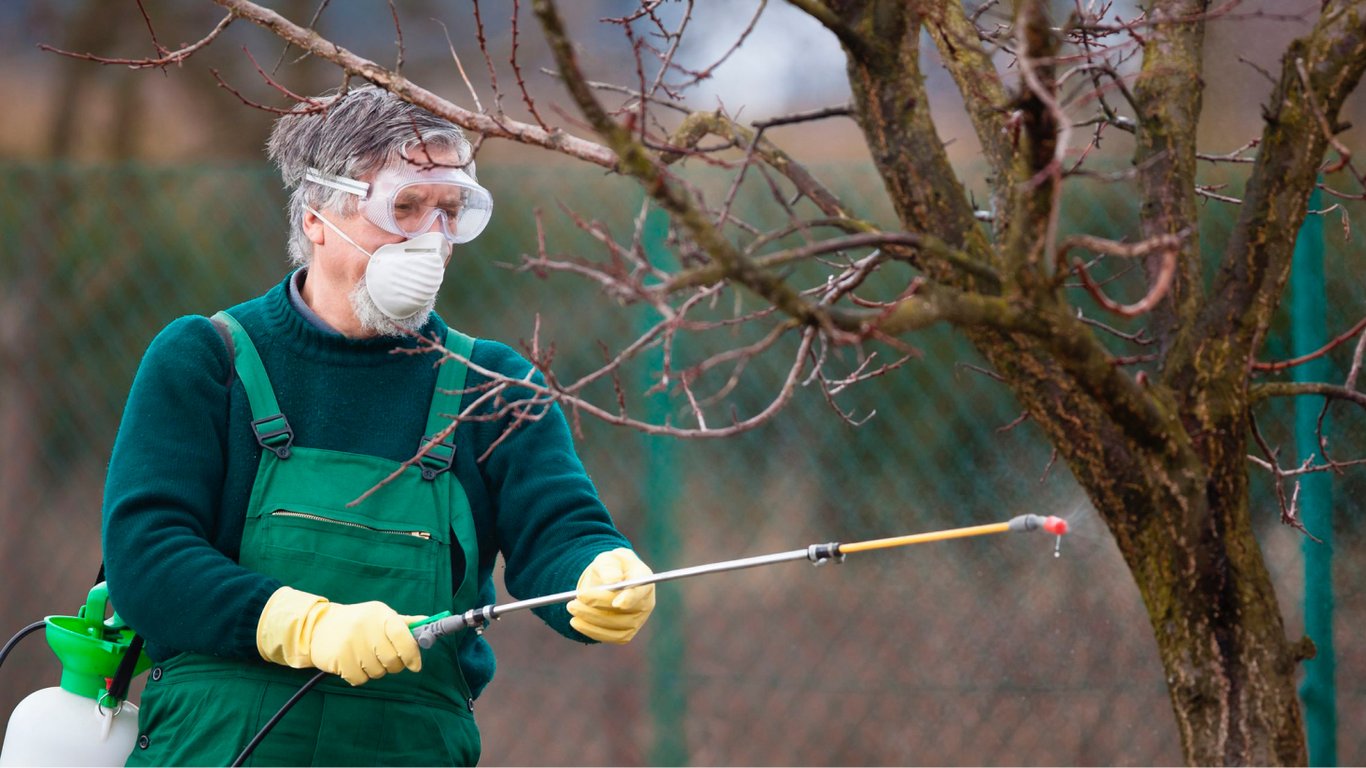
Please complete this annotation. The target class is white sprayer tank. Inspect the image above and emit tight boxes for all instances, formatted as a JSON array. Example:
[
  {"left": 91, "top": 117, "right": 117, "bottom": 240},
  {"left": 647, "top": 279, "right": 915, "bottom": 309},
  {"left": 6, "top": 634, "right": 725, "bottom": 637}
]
[
  {"left": 0, "top": 584, "right": 149, "bottom": 767},
  {"left": 0, "top": 688, "right": 138, "bottom": 766}
]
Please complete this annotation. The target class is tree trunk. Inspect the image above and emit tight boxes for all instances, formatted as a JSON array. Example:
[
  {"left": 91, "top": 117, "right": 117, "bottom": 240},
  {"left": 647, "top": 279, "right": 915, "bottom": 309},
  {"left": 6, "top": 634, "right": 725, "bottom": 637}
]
[
  {"left": 1123, "top": 461, "right": 1306, "bottom": 766},
  {"left": 980, "top": 333, "right": 1307, "bottom": 765}
]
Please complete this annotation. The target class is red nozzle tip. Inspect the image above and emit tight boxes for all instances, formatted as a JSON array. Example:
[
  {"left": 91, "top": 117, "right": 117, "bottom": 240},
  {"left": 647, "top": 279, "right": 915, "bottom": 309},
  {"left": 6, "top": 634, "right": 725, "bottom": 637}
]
[{"left": 1042, "top": 516, "right": 1069, "bottom": 535}]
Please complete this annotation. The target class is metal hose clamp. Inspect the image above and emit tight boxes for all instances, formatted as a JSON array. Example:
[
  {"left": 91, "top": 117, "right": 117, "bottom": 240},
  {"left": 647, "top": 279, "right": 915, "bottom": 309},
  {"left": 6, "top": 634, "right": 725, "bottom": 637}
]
[{"left": 806, "top": 542, "right": 845, "bottom": 565}]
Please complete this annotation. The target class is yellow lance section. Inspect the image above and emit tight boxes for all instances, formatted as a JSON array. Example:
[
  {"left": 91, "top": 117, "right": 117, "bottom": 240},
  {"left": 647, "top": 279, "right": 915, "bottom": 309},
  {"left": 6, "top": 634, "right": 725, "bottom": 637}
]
[{"left": 837, "top": 522, "right": 1012, "bottom": 554}]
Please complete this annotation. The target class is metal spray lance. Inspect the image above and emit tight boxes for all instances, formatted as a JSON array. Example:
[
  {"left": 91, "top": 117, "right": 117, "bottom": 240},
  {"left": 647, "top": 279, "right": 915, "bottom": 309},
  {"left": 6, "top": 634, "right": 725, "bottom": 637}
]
[{"left": 410, "top": 513, "right": 1071, "bottom": 647}]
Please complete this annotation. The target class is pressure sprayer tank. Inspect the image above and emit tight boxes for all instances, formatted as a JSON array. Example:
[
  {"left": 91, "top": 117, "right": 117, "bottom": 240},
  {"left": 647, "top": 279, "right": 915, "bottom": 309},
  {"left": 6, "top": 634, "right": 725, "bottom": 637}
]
[{"left": 1, "top": 584, "right": 150, "bottom": 767}]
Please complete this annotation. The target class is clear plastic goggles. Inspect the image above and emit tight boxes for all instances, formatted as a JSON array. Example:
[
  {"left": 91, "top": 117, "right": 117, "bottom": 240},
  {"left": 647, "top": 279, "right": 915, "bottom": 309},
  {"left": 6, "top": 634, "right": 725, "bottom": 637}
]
[{"left": 304, "top": 164, "right": 493, "bottom": 245}]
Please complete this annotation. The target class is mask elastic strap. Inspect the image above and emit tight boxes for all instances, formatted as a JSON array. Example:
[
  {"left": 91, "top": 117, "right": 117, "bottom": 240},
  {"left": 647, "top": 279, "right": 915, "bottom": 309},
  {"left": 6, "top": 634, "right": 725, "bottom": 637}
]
[{"left": 304, "top": 205, "right": 372, "bottom": 258}]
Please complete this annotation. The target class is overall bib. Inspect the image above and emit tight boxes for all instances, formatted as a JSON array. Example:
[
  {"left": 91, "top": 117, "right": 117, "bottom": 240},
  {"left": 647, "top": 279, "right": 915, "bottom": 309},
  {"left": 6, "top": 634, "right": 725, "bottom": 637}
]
[{"left": 127, "top": 312, "right": 483, "bottom": 767}]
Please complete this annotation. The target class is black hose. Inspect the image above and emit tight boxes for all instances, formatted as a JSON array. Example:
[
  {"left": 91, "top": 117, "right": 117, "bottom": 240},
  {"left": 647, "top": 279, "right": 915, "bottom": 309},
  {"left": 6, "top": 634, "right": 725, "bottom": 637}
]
[
  {"left": 229, "top": 669, "right": 327, "bottom": 767},
  {"left": 106, "top": 633, "right": 145, "bottom": 703},
  {"left": 0, "top": 621, "right": 46, "bottom": 670}
]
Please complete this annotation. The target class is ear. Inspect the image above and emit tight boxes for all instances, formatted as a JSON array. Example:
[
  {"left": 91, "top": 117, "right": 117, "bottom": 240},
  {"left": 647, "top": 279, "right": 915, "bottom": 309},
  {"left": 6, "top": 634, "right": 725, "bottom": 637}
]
[{"left": 302, "top": 207, "right": 326, "bottom": 247}]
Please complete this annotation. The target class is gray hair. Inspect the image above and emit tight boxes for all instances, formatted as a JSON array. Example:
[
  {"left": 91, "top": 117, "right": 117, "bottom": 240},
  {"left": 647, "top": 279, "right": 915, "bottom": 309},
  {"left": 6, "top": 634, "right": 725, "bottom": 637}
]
[{"left": 266, "top": 85, "right": 476, "bottom": 266}]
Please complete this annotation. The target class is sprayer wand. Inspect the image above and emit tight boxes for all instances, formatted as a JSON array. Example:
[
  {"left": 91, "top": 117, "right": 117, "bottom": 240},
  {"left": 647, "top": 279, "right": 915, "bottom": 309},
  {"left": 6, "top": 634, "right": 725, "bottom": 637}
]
[{"left": 411, "top": 513, "right": 1068, "bottom": 648}]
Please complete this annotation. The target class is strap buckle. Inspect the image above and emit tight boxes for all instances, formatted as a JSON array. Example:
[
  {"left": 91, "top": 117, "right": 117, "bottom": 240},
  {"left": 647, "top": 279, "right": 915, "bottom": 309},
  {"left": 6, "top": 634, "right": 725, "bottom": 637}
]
[
  {"left": 251, "top": 414, "right": 294, "bottom": 459},
  {"left": 418, "top": 435, "right": 455, "bottom": 481}
]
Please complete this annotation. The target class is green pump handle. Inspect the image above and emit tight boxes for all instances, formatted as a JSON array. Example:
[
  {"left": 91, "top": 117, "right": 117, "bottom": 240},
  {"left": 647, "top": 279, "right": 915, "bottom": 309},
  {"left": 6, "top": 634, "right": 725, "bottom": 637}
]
[{"left": 44, "top": 582, "right": 151, "bottom": 703}]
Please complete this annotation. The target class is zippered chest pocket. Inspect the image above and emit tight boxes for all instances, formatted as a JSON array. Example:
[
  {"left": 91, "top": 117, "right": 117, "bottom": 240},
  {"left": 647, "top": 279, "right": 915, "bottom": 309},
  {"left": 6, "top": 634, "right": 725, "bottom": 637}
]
[
  {"left": 244, "top": 505, "right": 451, "bottom": 616},
  {"left": 270, "top": 510, "right": 435, "bottom": 540}
]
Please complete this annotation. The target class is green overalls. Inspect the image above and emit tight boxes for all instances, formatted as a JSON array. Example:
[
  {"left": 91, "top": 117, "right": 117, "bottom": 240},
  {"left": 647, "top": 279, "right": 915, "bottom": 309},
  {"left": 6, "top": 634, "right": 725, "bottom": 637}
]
[{"left": 127, "top": 311, "right": 483, "bottom": 767}]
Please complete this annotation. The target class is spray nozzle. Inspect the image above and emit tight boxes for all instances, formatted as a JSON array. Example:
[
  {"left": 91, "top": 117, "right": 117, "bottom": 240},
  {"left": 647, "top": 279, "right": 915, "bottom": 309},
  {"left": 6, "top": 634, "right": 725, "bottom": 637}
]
[
  {"left": 1007, "top": 514, "right": 1070, "bottom": 558},
  {"left": 1006, "top": 514, "right": 1069, "bottom": 534}
]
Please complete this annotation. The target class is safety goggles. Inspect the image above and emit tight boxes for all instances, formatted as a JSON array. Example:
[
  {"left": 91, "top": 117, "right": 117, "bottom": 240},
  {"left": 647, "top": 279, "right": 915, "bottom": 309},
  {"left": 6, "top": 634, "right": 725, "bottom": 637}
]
[{"left": 304, "top": 164, "right": 493, "bottom": 244}]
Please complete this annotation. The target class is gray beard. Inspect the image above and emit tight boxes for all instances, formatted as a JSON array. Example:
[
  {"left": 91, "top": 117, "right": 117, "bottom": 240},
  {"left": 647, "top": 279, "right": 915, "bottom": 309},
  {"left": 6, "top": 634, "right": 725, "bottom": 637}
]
[{"left": 349, "top": 276, "right": 435, "bottom": 337}]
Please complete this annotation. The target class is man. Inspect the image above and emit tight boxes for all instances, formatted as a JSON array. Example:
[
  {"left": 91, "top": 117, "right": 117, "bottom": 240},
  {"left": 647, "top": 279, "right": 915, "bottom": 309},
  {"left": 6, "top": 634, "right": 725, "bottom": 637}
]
[{"left": 101, "top": 85, "right": 655, "bottom": 766}]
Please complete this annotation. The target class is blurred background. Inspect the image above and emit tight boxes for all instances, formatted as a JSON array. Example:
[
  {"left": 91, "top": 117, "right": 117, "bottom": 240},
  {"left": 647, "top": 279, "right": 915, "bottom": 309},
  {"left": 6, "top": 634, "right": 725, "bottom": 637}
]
[{"left": 2, "top": 1, "right": 1363, "bottom": 765}]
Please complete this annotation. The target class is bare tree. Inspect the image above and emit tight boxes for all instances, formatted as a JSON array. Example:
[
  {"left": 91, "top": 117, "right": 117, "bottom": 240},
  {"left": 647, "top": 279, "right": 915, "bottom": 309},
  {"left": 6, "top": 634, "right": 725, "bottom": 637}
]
[{"left": 52, "top": 0, "right": 1366, "bottom": 764}]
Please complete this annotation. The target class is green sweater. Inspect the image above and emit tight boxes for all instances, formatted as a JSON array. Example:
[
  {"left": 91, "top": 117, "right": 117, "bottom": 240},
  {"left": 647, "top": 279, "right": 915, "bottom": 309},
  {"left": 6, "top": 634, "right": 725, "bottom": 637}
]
[{"left": 101, "top": 276, "right": 630, "bottom": 698}]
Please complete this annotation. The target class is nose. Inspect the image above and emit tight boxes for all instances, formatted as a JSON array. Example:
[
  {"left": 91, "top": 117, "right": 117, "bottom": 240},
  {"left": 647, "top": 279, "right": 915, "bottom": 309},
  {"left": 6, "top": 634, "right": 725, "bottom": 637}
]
[
  {"left": 418, "top": 209, "right": 458, "bottom": 243},
  {"left": 421, "top": 211, "right": 446, "bottom": 234}
]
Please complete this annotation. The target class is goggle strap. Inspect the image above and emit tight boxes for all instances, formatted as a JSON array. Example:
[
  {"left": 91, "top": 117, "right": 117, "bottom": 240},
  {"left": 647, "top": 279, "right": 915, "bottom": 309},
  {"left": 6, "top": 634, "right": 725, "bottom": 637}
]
[
  {"left": 304, "top": 168, "right": 370, "bottom": 198},
  {"left": 303, "top": 205, "right": 373, "bottom": 257}
]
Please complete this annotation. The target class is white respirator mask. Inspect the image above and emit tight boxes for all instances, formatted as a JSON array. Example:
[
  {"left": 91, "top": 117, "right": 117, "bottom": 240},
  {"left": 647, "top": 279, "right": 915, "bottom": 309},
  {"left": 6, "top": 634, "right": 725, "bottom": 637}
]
[{"left": 306, "top": 205, "right": 451, "bottom": 321}]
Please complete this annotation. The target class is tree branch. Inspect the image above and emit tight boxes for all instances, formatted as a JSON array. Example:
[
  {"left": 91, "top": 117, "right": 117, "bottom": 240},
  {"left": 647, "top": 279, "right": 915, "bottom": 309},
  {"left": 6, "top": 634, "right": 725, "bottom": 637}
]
[
  {"left": 827, "top": 1, "right": 993, "bottom": 285},
  {"left": 39, "top": 12, "right": 235, "bottom": 69},
  {"left": 924, "top": 1, "right": 1012, "bottom": 182},
  {"left": 1132, "top": 0, "right": 1209, "bottom": 350},
  {"left": 784, "top": 0, "right": 871, "bottom": 59},
  {"left": 1173, "top": 0, "right": 1366, "bottom": 385},
  {"left": 664, "top": 232, "right": 926, "bottom": 292},
  {"left": 1064, "top": 231, "right": 1188, "bottom": 318},
  {"left": 210, "top": 0, "right": 619, "bottom": 168},
  {"left": 874, "top": 283, "right": 1032, "bottom": 336},
  {"left": 1000, "top": 0, "right": 1064, "bottom": 291},
  {"left": 665, "top": 229, "right": 997, "bottom": 294},
  {"left": 1253, "top": 315, "right": 1366, "bottom": 372},
  {"left": 1249, "top": 381, "right": 1366, "bottom": 409},
  {"left": 531, "top": 0, "right": 856, "bottom": 338},
  {"left": 658, "top": 110, "right": 851, "bottom": 219}
]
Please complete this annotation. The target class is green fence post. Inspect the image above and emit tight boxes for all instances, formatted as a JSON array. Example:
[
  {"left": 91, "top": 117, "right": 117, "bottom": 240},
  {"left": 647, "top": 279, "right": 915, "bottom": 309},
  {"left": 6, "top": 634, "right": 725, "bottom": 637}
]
[
  {"left": 1292, "top": 183, "right": 1336, "bottom": 767},
  {"left": 640, "top": 205, "right": 689, "bottom": 766}
]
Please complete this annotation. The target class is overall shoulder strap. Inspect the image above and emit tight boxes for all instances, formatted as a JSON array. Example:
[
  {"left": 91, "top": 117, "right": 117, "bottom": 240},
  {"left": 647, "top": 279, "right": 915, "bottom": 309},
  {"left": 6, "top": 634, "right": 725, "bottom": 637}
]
[
  {"left": 211, "top": 310, "right": 294, "bottom": 459},
  {"left": 418, "top": 328, "right": 474, "bottom": 481},
  {"left": 428, "top": 329, "right": 482, "bottom": 613},
  {"left": 209, "top": 315, "right": 237, "bottom": 387}
]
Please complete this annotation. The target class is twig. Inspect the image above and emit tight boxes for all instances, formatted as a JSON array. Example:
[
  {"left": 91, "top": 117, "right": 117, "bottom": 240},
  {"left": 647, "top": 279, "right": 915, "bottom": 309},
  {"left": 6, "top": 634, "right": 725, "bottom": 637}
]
[
  {"left": 271, "top": 0, "right": 330, "bottom": 75},
  {"left": 1064, "top": 231, "right": 1186, "bottom": 318},
  {"left": 1237, "top": 55, "right": 1277, "bottom": 86},
  {"left": 134, "top": 0, "right": 169, "bottom": 58},
  {"left": 1347, "top": 328, "right": 1366, "bottom": 390},
  {"left": 427, "top": 324, "right": 821, "bottom": 439},
  {"left": 752, "top": 104, "right": 855, "bottom": 130},
  {"left": 39, "top": 12, "right": 234, "bottom": 69},
  {"left": 510, "top": 0, "right": 550, "bottom": 130},
  {"left": 211, "top": 47, "right": 334, "bottom": 116},
  {"left": 1246, "top": 415, "right": 1318, "bottom": 540},
  {"left": 665, "top": 0, "right": 763, "bottom": 91},
  {"left": 1196, "top": 137, "right": 1260, "bottom": 164},
  {"left": 472, "top": 0, "right": 506, "bottom": 116},
  {"left": 388, "top": 0, "right": 403, "bottom": 73},
  {"left": 435, "top": 18, "right": 485, "bottom": 114},
  {"left": 1252, "top": 316, "right": 1366, "bottom": 372},
  {"left": 1249, "top": 381, "right": 1366, "bottom": 409},
  {"left": 1075, "top": 308, "right": 1154, "bottom": 345},
  {"left": 970, "top": 0, "right": 1002, "bottom": 24},
  {"left": 955, "top": 362, "right": 1006, "bottom": 383},
  {"left": 1296, "top": 57, "right": 1353, "bottom": 175}
]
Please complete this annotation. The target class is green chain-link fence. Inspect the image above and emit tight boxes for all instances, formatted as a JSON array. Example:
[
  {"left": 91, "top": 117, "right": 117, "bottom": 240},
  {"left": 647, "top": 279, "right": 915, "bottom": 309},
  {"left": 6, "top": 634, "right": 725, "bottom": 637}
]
[{"left": 1, "top": 161, "right": 1362, "bottom": 765}]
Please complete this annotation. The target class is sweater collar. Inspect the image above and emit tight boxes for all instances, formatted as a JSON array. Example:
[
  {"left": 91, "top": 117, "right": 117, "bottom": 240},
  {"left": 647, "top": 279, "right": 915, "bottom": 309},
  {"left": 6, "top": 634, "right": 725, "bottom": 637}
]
[{"left": 262, "top": 272, "right": 449, "bottom": 364}]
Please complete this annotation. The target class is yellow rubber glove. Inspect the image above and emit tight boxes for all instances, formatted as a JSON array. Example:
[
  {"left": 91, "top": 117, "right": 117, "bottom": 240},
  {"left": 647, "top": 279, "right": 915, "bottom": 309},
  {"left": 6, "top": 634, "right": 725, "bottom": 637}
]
[
  {"left": 256, "top": 586, "right": 424, "bottom": 686},
  {"left": 566, "top": 548, "right": 656, "bottom": 644}
]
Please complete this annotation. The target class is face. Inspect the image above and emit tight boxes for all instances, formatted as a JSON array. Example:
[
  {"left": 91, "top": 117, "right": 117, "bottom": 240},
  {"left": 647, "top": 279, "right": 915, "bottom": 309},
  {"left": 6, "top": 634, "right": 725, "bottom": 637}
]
[
  {"left": 303, "top": 190, "right": 408, "bottom": 291},
  {"left": 300, "top": 147, "right": 465, "bottom": 335},
  {"left": 301, "top": 148, "right": 463, "bottom": 284}
]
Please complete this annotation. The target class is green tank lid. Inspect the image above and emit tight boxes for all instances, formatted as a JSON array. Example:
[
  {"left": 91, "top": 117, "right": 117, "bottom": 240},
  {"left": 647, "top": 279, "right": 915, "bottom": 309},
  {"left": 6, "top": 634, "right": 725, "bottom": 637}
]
[{"left": 44, "top": 583, "right": 151, "bottom": 702}]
